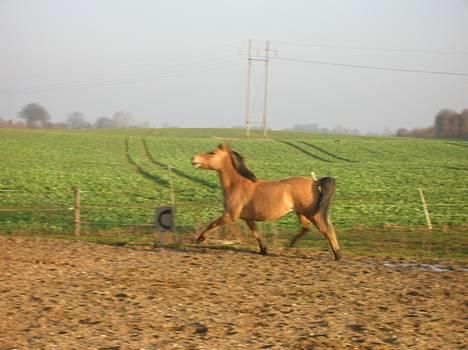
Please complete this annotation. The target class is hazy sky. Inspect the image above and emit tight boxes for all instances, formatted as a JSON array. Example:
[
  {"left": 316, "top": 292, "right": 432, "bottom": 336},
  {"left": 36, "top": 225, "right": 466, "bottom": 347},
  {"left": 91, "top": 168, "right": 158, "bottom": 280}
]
[{"left": 1, "top": 0, "right": 467, "bottom": 133}]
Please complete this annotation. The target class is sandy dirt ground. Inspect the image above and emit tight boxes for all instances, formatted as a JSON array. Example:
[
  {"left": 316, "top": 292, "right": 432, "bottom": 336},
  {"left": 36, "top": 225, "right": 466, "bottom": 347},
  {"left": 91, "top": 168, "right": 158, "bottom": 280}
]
[{"left": 0, "top": 237, "right": 466, "bottom": 350}]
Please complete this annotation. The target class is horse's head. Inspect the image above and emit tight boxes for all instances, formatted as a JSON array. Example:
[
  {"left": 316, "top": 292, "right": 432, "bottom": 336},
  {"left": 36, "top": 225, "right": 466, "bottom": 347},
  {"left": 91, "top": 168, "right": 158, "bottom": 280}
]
[
  {"left": 192, "top": 144, "right": 257, "bottom": 181},
  {"left": 191, "top": 144, "right": 231, "bottom": 171}
]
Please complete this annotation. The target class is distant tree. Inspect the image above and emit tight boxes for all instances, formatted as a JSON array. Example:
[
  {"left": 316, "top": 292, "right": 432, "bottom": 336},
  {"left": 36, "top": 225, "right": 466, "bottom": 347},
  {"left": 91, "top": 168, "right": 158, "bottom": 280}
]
[
  {"left": 331, "top": 125, "right": 361, "bottom": 135},
  {"left": 66, "top": 112, "right": 92, "bottom": 129},
  {"left": 18, "top": 103, "right": 50, "bottom": 128},
  {"left": 397, "top": 126, "right": 434, "bottom": 138},
  {"left": 396, "top": 128, "right": 410, "bottom": 137},
  {"left": 290, "top": 123, "right": 339, "bottom": 133},
  {"left": 135, "top": 120, "right": 151, "bottom": 128},
  {"left": 112, "top": 111, "right": 134, "bottom": 128},
  {"left": 382, "top": 128, "right": 393, "bottom": 137},
  {"left": 0, "top": 118, "right": 9, "bottom": 128},
  {"left": 47, "top": 122, "right": 68, "bottom": 129},
  {"left": 412, "top": 126, "right": 435, "bottom": 138},
  {"left": 460, "top": 109, "right": 468, "bottom": 138},
  {"left": 94, "top": 116, "right": 116, "bottom": 128},
  {"left": 435, "top": 109, "right": 460, "bottom": 138},
  {"left": 0, "top": 118, "right": 27, "bottom": 128},
  {"left": 292, "top": 123, "right": 320, "bottom": 132},
  {"left": 398, "top": 109, "right": 467, "bottom": 139}
]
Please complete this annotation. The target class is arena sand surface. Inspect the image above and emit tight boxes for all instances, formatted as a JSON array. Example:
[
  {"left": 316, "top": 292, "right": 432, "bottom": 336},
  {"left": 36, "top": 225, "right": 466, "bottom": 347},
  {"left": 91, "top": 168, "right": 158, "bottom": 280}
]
[{"left": 0, "top": 237, "right": 466, "bottom": 350}]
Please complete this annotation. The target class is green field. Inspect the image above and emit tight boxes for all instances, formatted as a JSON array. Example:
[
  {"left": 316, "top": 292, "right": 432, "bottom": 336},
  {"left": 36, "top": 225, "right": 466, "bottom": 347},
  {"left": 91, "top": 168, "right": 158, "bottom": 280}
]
[{"left": 1, "top": 128, "right": 467, "bottom": 259}]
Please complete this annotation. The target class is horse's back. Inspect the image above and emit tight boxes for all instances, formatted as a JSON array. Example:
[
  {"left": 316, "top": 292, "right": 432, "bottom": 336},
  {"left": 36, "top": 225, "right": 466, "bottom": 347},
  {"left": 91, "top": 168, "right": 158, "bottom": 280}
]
[
  {"left": 280, "top": 176, "right": 317, "bottom": 201},
  {"left": 257, "top": 176, "right": 313, "bottom": 193},
  {"left": 279, "top": 176, "right": 314, "bottom": 187}
]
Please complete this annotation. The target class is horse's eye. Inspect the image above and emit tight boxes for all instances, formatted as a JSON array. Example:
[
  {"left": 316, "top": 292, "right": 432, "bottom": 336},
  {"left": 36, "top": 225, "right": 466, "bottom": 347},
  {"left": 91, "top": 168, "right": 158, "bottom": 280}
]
[{"left": 207, "top": 151, "right": 215, "bottom": 155}]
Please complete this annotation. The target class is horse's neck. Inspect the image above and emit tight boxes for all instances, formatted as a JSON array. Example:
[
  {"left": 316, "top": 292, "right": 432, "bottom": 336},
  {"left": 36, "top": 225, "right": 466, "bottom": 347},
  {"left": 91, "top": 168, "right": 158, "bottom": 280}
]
[{"left": 217, "top": 165, "right": 248, "bottom": 195}]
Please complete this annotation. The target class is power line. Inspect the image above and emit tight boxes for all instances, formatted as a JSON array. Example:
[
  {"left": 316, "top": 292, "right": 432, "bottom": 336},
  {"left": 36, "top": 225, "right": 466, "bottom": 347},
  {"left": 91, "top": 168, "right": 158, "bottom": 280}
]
[
  {"left": 0, "top": 55, "right": 239, "bottom": 93},
  {"left": 275, "top": 56, "right": 468, "bottom": 77},
  {"left": 272, "top": 40, "right": 468, "bottom": 56},
  {"left": 1, "top": 40, "right": 244, "bottom": 89},
  {"left": 0, "top": 56, "right": 243, "bottom": 95}
]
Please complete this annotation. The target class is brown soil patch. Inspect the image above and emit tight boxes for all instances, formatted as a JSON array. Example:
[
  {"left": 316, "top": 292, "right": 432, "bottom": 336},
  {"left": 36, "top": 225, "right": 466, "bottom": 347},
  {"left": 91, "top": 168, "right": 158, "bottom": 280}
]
[{"left": 0, "top": 237, "right": 466, "bottom": 349}]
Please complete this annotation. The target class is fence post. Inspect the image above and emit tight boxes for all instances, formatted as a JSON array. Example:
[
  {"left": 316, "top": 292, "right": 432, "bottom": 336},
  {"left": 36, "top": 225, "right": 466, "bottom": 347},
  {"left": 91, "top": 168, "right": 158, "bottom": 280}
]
[
  {"left": 73, "top": 187, "right": 81, "bottom": 236},
  {"left": 167, "top": 165, "right": 177, "bottom": 235},
  {"left": 418, "top": 189, "right": 432, "bottom": 230}
]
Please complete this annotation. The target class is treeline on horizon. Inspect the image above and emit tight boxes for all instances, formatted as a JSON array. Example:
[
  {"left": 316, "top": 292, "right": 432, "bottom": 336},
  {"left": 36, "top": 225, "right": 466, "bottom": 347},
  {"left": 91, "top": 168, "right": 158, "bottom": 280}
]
[
  {"left": 1, "top": 102, "right": 467, "bottom": 139},
  {"left": 0, "top": 103, "right": 149, "bottom": 130},
  {"left": 397, "top": 109, "right": 468, "bottom": 139}
]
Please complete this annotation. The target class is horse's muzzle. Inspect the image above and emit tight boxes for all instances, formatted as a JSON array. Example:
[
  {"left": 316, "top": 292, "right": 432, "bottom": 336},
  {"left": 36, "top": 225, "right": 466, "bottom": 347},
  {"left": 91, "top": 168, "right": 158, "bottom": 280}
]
[{"left": 191, "top": 156, "right": 203, "bottom": 168}]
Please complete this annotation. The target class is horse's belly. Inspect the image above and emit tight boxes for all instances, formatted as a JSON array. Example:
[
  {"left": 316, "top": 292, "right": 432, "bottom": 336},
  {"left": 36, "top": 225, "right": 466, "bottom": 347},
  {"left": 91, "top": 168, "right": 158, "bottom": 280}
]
[{"left": 240, "top": 200, "right": 293, "bottom": 221}]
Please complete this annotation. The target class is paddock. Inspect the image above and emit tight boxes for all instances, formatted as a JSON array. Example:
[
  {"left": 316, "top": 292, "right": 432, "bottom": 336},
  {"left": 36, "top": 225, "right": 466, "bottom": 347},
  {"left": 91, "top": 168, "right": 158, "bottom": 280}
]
[{"left": 0, "top": 237, "right": 465, "bottom": 349}]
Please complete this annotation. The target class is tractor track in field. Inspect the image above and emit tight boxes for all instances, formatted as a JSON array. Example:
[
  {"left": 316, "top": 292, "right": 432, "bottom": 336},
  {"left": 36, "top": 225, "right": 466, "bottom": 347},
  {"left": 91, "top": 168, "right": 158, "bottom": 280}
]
[
  {"left": 298, "top": 141, "right": 353, "bottom": 163},
  {"left": 141, "top": 138, "right": 218, "bottom": 190},
  {"left": 279, "top": 140, "right": 333, "bottom": 163},
  {"left": 0, "top": 237, "right": 466, "bottom": 349},
  {"left": 445, "top": 141, "right": 468, "bottom": 149},
  {"left": 123, "top": 138, "right": 169, "bottom": 187}
]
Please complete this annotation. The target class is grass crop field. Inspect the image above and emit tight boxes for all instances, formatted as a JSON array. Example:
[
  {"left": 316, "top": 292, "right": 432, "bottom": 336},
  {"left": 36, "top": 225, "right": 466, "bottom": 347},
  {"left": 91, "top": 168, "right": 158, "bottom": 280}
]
[{"left": 1, "top": 128, "right": 467, "bottom": 260}]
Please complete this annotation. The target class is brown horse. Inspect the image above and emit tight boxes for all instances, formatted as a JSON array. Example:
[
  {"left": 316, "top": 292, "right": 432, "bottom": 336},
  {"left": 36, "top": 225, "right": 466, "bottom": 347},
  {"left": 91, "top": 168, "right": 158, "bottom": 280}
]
[{"left": 191, "top": 144, "right": 342, "bottom": 260}]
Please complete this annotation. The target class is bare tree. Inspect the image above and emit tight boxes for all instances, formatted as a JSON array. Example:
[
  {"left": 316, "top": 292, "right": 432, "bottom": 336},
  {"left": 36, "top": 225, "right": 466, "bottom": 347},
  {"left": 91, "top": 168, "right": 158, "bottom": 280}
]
[
  {"left": 112, "top": 111, "right": 134, "bottom": 128},
  {"left": 66, "top": 112, "right": 91, "bottom": 129},
  {"left": 396, "top": 128, "right": 410, "bottom": 137},
  {"left": 95, "top": 116, "right": 116, "bottom": 128},
  {"left": 18, "top": 103, "right": 50, "bottom": 128},
  {"left": 0, "top": 118, "right": 26, "bottom": 128},
  {"left": 435, "top": 109, "right": 460, "bottom": 138},
  {"left": 460, "top": 109, "right": 468, "bottom": 138},
  {"left": 398, "top": 108, "right": 467, "bottom": 139}
]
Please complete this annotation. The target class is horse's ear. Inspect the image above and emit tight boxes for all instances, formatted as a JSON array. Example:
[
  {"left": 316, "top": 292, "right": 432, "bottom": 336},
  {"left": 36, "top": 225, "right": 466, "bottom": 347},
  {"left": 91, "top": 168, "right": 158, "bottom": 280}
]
[{"left": 218, "top": 143, "right": 229, "bottom": 150}]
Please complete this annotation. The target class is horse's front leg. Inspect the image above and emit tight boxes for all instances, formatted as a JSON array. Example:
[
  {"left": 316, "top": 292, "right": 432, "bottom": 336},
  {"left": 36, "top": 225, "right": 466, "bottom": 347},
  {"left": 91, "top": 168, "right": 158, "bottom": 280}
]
[
  {"left": 196, "top": 212, "right": 234, "bottom": 244},
  {"left": 245, "top": 220, "right": 267, "bottom": 255}
]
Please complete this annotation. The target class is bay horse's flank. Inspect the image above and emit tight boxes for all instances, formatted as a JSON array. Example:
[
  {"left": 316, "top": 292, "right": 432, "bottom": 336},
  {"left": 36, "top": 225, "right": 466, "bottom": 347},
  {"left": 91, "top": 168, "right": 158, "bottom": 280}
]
[{"left": 191, "top": 144, "right": 342, "bottom": 260}]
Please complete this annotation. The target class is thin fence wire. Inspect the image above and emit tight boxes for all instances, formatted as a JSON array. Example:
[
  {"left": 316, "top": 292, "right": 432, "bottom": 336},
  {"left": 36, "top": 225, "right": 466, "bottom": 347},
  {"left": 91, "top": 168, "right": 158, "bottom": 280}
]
[{"left": 1, "top": 188, "right": 466, "bottom": 232}]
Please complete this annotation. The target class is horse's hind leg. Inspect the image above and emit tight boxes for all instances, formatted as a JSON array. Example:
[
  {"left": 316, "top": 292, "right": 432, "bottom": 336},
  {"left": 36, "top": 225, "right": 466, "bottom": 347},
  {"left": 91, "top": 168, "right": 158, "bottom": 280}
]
[
  {"left": 245, "top": 220, "right": 267, "bottom": 255},
  {"left": 310, "top": 214, "right": 342, "bottom": 261},
  {"left": 289, "top": 213, "right": 311, "bottom": 247}
]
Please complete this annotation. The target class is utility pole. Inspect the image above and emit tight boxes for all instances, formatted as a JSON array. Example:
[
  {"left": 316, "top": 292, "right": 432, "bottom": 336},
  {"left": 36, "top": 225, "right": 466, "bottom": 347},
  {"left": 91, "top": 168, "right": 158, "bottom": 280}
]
[
  {"left": 245, "top": 39, "right": 252, "bottom": 138},
  {"left": 262, "top": 40, "right": 270, "bottom": 138},
  {"left": 244, "top": 39, "right": 274, "bottom": 138}
]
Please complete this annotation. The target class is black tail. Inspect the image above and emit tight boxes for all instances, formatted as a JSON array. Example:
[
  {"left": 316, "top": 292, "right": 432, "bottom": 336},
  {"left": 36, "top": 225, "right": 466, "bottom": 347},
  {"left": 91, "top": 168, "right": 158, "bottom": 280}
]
[{"left": 317, "top": 177, "right": 336, "bottom": 228}]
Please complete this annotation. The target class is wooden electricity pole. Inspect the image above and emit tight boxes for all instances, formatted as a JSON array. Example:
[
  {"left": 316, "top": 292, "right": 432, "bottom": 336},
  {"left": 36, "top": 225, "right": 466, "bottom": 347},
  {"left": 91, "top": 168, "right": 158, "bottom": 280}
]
[
  {"left": 244, "top": 39, "right": 274, "bottom": 138},
  {"left": 245, "top": 39, "right": 253, "bottom": 138},
  {"left": 262, "top": 40, "right": 270, "bottom": 138}
]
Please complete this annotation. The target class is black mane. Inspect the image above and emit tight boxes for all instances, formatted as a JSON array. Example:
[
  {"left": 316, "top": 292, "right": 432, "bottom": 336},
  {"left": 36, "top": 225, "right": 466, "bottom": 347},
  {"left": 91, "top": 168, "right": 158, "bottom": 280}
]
[{"left": 230, "top": 150, "right": 257, "bottom": 182}]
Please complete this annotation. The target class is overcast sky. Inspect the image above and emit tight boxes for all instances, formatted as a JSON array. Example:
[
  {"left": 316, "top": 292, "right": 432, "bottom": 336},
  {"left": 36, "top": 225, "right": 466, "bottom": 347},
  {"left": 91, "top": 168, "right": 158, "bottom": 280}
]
[{"left": 1, "top": 0, "right": 467, "bottom": 133}]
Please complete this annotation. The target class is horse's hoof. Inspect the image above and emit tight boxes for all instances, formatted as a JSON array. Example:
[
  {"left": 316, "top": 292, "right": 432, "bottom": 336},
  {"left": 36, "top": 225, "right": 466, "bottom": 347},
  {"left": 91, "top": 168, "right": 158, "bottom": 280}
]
[
  {"left": 334, "top": 251, "right": 342, "bottom": 261},
  {"left": 195, "top": 236, "right": 205, "bottom": 244},
  {"left": 259, "top": 248, "right": 268, "bottom": 255}
]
